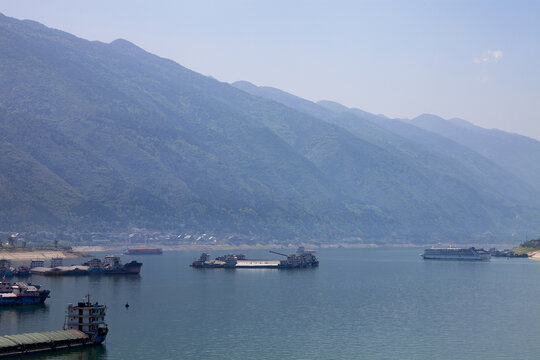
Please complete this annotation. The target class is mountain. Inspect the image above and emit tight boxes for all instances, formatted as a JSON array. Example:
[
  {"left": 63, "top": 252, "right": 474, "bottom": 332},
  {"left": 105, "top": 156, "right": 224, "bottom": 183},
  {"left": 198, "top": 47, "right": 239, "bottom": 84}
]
[
  {"left": 410, "top": 114, "right": 540, "bottom": 193},
  {"left": 1, "top": 13, "right": 539, "bottom": 243},
  {"left": 232, "top": 81, "right": 540, "bottom": 240},
  {"left": 232, "top": 81, "right": 540, "bottom": 209},
  {"left": 0, "top": 14, "right": 340, "bottom": 238}
]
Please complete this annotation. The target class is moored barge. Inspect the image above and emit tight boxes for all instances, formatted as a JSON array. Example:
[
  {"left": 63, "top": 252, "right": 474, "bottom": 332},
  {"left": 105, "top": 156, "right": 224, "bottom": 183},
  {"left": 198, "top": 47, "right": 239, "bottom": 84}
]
[
  {"left": 0, "top": 295, "right": 108, "bottom": 358},
  {"left": 30, "top": 256, "right": 142, "bottom": 276},
  {"left": 190, "top": 247, "right": 319, "bottom": 269},
  {"left": 125, "top": 247, "right": 162, "bottom": 255},
  {"left": 421, "top": 247, "right": 491, "bottom": 261}
]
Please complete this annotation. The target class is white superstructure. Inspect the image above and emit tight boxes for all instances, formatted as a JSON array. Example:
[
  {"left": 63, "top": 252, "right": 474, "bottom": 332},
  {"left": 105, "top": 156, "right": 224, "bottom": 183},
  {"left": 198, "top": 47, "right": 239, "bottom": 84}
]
[{"left": 65, "top": 295, "right": 107, "bottom": 335}]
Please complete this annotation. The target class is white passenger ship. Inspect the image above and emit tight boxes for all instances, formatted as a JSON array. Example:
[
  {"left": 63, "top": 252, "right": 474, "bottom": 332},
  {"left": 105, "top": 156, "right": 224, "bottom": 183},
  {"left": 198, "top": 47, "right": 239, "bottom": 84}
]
[{"left": 421, "top": 247, "right": 491, "bottom": 261}]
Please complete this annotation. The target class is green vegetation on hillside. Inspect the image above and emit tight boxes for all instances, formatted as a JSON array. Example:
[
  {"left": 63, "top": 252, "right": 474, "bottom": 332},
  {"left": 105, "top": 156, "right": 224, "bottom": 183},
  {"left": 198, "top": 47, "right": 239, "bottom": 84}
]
[
  {"left": 513, "top": 238, "right": 540, "bottom": 254},
  {"left": 1, "top": 13, "right": 540, "bottom": 243}
]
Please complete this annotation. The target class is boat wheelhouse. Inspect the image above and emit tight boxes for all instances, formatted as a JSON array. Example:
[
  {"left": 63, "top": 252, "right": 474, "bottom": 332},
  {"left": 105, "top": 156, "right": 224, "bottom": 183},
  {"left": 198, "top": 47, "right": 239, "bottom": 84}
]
[{"left": 64, "top": 295, "right": 108, "bottom": 344}]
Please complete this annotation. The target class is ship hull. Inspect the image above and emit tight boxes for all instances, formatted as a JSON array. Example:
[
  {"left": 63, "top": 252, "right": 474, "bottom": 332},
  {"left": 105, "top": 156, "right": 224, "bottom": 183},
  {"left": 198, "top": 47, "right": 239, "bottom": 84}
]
[
  {"left": 0, "top": 343, "right": 102, "bottom": 359},
  {"left": 104, "top": 261, "right": 142, "bottom": 274},
  {"left": 0, "top": 343, "right": 104, "bottom": 358},
  {"left": 0, "top": 330, "right": 105, "bottom": 358},
  {"left": 93, "top": 328, "right": 108, "bottom": 344},
  {"left": 0, "top": 291, "right": 50, "bottom": 306},
  {"left": 422, "top": 247, "right": 491, "bottom": 261},
  {"left": 278, "top": 263, "right": 319, "bottom": 268},
  {"left": 422, "top": 255, "right": 490, "bottom": 261},
  {"left": 125, "top": 248, "right": 162, "bottom": 255}
]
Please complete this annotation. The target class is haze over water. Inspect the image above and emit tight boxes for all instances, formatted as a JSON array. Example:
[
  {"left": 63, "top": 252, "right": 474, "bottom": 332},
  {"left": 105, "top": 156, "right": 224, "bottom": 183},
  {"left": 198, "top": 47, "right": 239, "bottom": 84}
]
[{"left": 2, "top": 248, "right": 540, "bottom": 360}]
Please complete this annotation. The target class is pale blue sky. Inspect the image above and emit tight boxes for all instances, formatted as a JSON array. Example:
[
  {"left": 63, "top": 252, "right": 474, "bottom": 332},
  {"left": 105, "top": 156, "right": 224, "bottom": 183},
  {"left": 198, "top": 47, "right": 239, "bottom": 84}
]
[{"left": 1, "top": 0, "right": 539, "bottom": 139}]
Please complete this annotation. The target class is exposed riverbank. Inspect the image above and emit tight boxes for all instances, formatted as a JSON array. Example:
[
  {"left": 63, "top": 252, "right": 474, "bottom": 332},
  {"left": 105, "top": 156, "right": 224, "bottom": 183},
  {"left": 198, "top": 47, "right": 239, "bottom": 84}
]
[
  {"left": 0, "top": 250, "right": 88, "bottom": 261},
  {"left": 525, "top": 251, "right": 540, "bottom": 260}
]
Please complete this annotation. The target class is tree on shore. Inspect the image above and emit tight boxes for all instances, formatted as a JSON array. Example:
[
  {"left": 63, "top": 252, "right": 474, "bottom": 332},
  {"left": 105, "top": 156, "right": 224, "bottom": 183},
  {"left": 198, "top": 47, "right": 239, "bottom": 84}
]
[{"left": 520, "top": 238, "right": 540, "bottom": 248}]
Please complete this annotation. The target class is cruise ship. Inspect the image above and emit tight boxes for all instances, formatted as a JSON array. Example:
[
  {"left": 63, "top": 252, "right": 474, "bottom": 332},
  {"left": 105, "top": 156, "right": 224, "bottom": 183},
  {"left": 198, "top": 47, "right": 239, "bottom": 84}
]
[{"left": 421, "top": 247, "right": 491, "bottom": 261}]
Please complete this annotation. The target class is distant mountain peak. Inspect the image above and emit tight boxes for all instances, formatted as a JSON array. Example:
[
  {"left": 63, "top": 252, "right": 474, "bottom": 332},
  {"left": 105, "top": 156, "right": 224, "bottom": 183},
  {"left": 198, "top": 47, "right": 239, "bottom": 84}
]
[
  {"left": 231, "top": 80, "right": 259, "bottom": 92},
  {"left": 110, "top": 38, "right": 146, "bottom": 54},
  {"left": 413, "top": 113, "right": 445, "bottom": 122},
  {"left": 110, "top": 38, "right": 137, "bottom": 47},
  {"left": 413, "top": 114, "right": 476, "bottom": 130}
]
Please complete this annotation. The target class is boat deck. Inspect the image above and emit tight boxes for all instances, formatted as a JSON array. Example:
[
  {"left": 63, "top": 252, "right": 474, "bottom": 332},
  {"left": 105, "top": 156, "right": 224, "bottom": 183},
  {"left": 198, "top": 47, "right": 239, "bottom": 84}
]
[
  {"left": 0, "top": 330, "right": 91, "bottom": 358},
  {"left": 30, "top": 266, "right": 89, "bottom": 275},
  {"left": 235, "top": 260, "right": 281, "bottom": 268}
]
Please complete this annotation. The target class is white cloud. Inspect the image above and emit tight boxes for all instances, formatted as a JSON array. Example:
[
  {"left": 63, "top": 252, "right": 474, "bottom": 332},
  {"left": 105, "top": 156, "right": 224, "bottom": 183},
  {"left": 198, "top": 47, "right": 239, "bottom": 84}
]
[{"left": 474, "top": 50, "right": 503, "bottom": 64}]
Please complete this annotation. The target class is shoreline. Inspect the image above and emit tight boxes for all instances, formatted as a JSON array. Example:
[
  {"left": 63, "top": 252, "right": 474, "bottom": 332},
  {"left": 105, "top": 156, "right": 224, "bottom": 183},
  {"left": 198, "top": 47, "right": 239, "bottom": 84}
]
[
  {"left": 0, "top": 243, "right": 526, "bottom": 260},
  {"left": 72, "top": 242, "right": 520, "bottom": 253},
  {"left": 0, "top": 250, "right": 88, "bottom": 261},
  {"left": 527, "top": 251, "right": 540, "bottom": 260}
]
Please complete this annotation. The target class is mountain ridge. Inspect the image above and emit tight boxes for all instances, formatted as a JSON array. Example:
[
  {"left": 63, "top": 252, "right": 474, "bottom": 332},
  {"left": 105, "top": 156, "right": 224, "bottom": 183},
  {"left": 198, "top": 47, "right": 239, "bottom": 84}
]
[
  {"left": 1, "top": 13, "right": 539, "bottom": 243},
  {"left": 231, "top": 81, "right": 540, "bottom": 207}
]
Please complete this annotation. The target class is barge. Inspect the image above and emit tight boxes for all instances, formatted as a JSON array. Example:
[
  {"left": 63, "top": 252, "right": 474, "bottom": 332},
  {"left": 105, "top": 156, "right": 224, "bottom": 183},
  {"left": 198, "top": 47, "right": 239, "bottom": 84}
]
[
  {"left": 125, "top": 247, "right": 162, "bottom": 255},
  {"left": 421, "top": 247, "right": 491, "bottom": 261},
  {"left": 0, "top": 295, "right": 108, "bottom": 358},
  {"left": 191, "top": 247, "right": 319, "bottom": 269},
  {"left": 30, "top": 256, "right": 142, "bottom": 276}
]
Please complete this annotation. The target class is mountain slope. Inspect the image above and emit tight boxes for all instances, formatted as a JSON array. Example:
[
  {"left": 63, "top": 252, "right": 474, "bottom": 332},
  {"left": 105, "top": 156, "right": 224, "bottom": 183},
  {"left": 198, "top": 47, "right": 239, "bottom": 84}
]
[
  {"left": 0, "top": 14, "right": 342, "bottom": 237},
  {"left": 232, "top": 81, "right": 540, "bottom": 210},
  {"left": 410, "top": 114, "right": 540, "bottom": 192},
  {"left": 228, "top": 85, "right": 540, "bottom": 239},
  {"left": 1, "top": 13, "right": 539, "bottom": 242}
]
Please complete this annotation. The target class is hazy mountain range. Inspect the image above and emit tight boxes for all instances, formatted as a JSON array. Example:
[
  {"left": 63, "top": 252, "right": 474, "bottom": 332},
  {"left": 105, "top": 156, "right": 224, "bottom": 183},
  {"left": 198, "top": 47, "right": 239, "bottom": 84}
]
[{"left": 1, "top": 13, "right": 539, "bottom": 244}]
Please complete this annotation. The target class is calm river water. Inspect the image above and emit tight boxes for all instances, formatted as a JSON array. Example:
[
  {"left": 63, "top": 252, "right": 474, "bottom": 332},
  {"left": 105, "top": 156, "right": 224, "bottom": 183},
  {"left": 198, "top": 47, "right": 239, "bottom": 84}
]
[{"left": 1, "top": 248, "right": 540, "bottom": 360}]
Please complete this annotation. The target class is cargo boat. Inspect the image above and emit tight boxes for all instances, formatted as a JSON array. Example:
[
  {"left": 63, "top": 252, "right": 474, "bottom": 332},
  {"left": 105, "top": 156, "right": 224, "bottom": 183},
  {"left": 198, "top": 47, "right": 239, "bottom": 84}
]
[
  {"left": 100, "top": 255, "right": 142, "bottom": 274},
  {"left": 0, "top": 295, "right": 108, "bottom": 358},
  {"left": 191, "top": 247, "right": 319, "bottom": 269},
  {"left": 0, "top": 260, "right": 15, "bottom": 277},
  {"left": 421, "top": 247, "right": 491, "bottom": 261},
  {"left": 0, "top": 282, "right": 50, "bottom": 306},
  {"left": 125, "top": 248, "right": 162, "bottom": 255},
  {"left": 15, "top": 265, "right": 30, "bottom": 277},
  {"left": 271, "top": 247, "right": 319, "bottom": 268}
]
